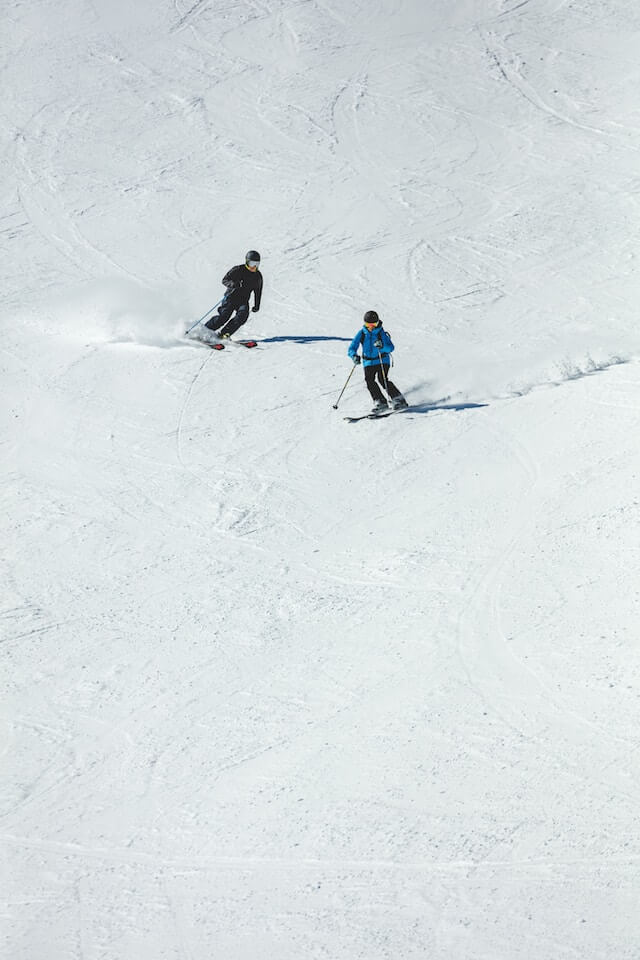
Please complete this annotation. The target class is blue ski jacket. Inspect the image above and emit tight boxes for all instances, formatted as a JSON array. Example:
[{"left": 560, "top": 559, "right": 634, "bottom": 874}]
[{"left": 348, "top": 326, "right": 395, "bottom": 367}]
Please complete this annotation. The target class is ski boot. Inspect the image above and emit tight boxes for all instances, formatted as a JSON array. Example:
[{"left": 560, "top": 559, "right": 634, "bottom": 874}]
[
  {"left": 391, "top": 395, "right": 408, "bottom": 410},
  {"left": 370, "top": 400, "right": 389, "bottom": 416}
]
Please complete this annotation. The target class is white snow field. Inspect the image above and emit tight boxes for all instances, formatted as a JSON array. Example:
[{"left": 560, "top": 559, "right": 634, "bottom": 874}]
[{"left": 2, "top": 0, "right": 640, "bottom": 957}]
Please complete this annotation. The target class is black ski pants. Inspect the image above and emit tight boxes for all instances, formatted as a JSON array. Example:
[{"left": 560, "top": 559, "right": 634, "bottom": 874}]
[
  {"left": 205, "top": 298, "right": 250, "bottom": 337},
  {"left": 364, "top": 363, "right": 402, "bottom": 403}
]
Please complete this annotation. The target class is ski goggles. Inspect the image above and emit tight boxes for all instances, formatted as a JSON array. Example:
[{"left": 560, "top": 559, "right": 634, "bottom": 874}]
[
  {"left": 364, "top": 321, "right": 380, "bottom": 330},
  {"left": 246, "top": 260, "right": 260, "bottom": 268}
]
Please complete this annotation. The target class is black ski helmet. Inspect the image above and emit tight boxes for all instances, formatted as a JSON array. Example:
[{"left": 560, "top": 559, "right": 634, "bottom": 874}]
[
  {"left": 363, "top": 310, "right": 380, "bottom": 326},
  {"left": 245, "top": 250, "right": 261, "bottom": 265}
]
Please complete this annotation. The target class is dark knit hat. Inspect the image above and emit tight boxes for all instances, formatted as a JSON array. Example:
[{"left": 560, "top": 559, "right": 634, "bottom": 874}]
[{"left": 363, "top": 310, "right": 380, "bottom": 325}]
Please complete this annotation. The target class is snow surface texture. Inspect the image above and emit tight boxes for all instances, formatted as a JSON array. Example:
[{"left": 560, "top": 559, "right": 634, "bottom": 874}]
[{"left": 2, "top": 1, "right": 640, "bottom": 958}]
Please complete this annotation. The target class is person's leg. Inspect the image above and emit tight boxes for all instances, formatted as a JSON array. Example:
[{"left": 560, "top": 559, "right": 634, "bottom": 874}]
[
  {"left": 218, "top": 303, "right": 249, "bottom": 337},
  {"left": 365, "top": 365, "right": 387, "bottom": 403},
  {"left": 373, "top": 364, "right": 392, "bottom": 399},
  {"left": 379, "top": 365, "right": 407, "bottom": 407},
  {"left": 380, "top": 366, "right": 401, "bottom": 400},
  {"left": 205, "top": 297, "right": 233, "bottom": 332}
]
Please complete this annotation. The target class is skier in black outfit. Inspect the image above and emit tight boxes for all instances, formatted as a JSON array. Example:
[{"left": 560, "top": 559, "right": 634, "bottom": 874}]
[{"left": 204, "top": 250, "right": 263, "bottom": 338}]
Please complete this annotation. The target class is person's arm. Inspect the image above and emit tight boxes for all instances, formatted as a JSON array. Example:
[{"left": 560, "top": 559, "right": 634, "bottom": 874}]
[
  {"left": 222, "top": 265, "right": 241, "bottom": 289},
  {"left": 348, "top": 330, "right": 364, "bottom": 361},
  {"left": 381, "top": 331, "right": 394, "bottom": 353},
  {"left": 252, "top": 273, "right": 263, "bottom": 311}
]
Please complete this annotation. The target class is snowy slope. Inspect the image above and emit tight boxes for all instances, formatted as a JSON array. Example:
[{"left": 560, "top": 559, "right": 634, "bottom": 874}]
[{"left": 2, "top": 1, "right": 640, "bottom": 958}]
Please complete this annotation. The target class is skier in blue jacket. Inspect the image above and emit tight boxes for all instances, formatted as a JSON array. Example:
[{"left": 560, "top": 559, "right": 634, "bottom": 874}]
[{"left": 348, "top": 311, "right": 408, "bottom": 414}]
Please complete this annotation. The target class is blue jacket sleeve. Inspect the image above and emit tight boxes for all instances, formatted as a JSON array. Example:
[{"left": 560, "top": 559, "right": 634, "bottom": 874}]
[
  {"left": 348, "top": 330, "right": 364, "bottom": 358},
  {"left": 382, "top": 331, "right": 394, "bottom": 353}
]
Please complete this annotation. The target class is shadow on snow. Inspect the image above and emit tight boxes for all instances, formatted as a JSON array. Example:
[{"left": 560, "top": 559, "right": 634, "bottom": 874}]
[
  {"left": 260, "top": 335, "right": 352, "bottom": 344},
  {"left": 407, "top": 400, "right": 488, "bottom": 414}
]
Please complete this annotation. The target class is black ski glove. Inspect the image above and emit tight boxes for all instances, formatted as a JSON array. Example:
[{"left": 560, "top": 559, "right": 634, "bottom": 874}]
[
  {"left": 374, "top": 338, "right": 383, "bottom": 349},
  {"left": 252, "top": 306, "right": 259, "bottom": 313},
  {"left": 353, "top": 355, "right": 361, "bottom": 365}
]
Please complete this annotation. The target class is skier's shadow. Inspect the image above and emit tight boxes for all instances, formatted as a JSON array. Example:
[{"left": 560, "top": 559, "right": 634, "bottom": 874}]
[
  {"left": 408, "top": 400, "right": 488, "bottom": 414},
  {"left": 260, "top": 335, "right": 352, "bottom": 344}
]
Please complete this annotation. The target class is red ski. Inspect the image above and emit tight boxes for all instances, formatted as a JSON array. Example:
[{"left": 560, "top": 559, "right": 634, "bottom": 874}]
[{"left": 191, "top": 338, "right": 259, "bottom": 350}]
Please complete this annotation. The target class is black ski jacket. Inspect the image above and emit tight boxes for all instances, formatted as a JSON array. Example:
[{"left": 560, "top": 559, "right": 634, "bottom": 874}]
[{"left": 222, "top": 264, "right": 263, "bottom": 310}]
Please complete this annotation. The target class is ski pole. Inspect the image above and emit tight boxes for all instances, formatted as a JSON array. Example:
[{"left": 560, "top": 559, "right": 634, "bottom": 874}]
[
  {"left": 376, "top": 346, "right": 390, "bottom": 394},
  {"left": 332, "top": 363, "right": 357, "bottom": 409},
  {"left": 184, "top": 298, "right": 223, "bottom": 336}
]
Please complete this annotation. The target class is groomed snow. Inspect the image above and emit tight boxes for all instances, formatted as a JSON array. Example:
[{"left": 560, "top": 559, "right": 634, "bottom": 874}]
[{"left": 2, "top": 1, "right": 640, "bottom": 957}]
